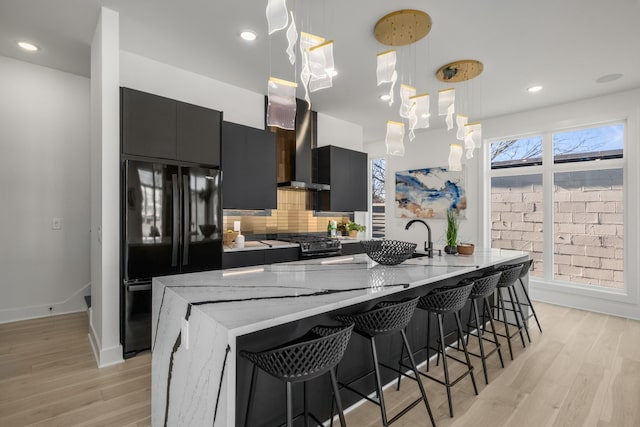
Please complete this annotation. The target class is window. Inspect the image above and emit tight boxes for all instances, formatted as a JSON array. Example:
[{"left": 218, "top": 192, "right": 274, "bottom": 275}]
[
  {"left": 489, "top": 123, "right": 625, "bottom": 290},
  {"left": 371, "top": 158, "right": 386, "bottom": 238}
]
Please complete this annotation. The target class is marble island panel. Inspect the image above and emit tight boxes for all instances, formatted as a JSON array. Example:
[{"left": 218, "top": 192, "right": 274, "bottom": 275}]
[{"left": 151, "top": 248, "right": 528, "bottom": 427}]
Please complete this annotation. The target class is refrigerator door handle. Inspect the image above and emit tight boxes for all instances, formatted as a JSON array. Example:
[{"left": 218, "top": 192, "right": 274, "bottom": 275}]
[
  {"left": 127, "top": 283, "right": 152, "bottom": 292},
  {"left": 172, "top": 174, "right": 179, "bottom": 267},
  {"left": 182, "top": 177, "right": 190, "bottom": 266}
]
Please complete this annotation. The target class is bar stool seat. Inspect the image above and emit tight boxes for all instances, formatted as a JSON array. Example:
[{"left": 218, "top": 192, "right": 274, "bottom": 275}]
[
  {"left": 335, "top": 297, "right": 435, "bottom": 427},
  {"left": 241, "top": 323, "right": 354, "bottom": 427},
  {"left": 413, "top": 282, "right": 478, "bottom": 418},
  {"left": 464, "top": 271, "right": 505, "bottom": 384},
  {"left": 492, "top": 264, "right": 528, "bottom": 360}
]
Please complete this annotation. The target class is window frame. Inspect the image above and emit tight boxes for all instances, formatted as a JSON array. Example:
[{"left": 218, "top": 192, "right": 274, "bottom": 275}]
[{"left": 484, "top": 120, "right": 632, "bottom": 305}]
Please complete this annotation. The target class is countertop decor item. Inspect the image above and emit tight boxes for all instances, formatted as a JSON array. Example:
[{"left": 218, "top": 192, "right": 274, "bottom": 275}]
[
  {"left": 199, "top": 224, "right": 216, "bottom": 239},
  {"left": 360, "top": 239, "right": 417, "bottom": 265},
  {"left": 223, "top": 230, "right": 239, "bottom": 247},
  {"left": 445, "top": 208, "right": 459, "bottom": 254},
  {"left": 347, "top": 221, "right": 366, "bottom": 237},
  {"left": 456, "top": 243, "right": 475, "bottom": 255}
]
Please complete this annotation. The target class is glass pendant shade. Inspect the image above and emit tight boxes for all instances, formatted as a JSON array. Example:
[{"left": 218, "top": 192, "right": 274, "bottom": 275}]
[
  {"left": 463, "top": 122, "right": 482, "bottom": 159},
  {"left": 285, "top": 11, "right": 297, "bottom": 65},
  {"left": 399, "top": 84, "right": 416, "bottom": 119},
  {"left": 456, "top": 114, "right": 468, "bottom": 140},
  {"left": 376, "top": 50, "right": 397, "bottom": 106},
  {"left": 308, "top": 40, "right": 335, "bottom": 92},
  {"left": 266, "top": 0, "right": 289, "bottom": 35},
  {"left": 385, "top": 121, "right": 405, "bottom": 156},
  {"left": 266, "top": 77, "right": 297, "bottom": 130},
  {"left": 448, "top": 144, "right": 463, "bottom": 171},
  {"left": 411, "top": 94, "right": 430, "bottom": 129},
  {"left": 300, "top": 32, "right": 325, "bottom": 105},
  {"left": 438, "top": 88, "right": 455, "bottom": 130}
]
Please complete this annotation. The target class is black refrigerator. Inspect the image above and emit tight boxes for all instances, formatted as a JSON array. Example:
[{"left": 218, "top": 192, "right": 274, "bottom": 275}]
[{"left": 121, "top": 159, "right": 222, "bottom": 358}]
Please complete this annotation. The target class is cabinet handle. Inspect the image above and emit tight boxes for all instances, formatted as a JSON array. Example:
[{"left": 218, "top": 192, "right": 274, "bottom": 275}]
[
  {"left": 182, "top": 177, "right": 190, "bottom": 266},
  {"left": 172, "top": 174, "right": 179, "bottom": 267}
]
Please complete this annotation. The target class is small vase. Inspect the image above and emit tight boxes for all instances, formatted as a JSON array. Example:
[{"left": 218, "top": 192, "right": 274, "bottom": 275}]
[
  {"left": 444, "top": 245, "right": 458, "bottom": 255},
  {"left": 349, "top": 230, "right": 358, "bottom": 238}
]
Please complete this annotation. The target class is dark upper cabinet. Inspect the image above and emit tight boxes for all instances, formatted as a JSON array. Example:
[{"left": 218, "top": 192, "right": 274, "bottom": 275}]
[
  {"left": 121, "top": 87, "right": 176, "bottom": 159},
  {"left": 177, "top": 102, "right": 221, "bottom": 165},
  {"left": 315, "top": 145, "right": 368, "bottom": 212},
  {"left": 121, "top": 87, "right": 221, "bottom": 166},
  {"left": 222, "top": 121, "right": 277, "bottom": 209}
]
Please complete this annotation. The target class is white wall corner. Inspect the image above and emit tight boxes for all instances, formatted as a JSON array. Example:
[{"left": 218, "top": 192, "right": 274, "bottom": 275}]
[
  {"left": 0, "top": 283, "right": 91, "bottom": 324},
  {"left": 88, "top": 307, "right": 124, "bottom": 368}
]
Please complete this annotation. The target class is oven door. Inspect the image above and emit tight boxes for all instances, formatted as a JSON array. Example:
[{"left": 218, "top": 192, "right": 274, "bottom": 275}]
[{"left": 123, "top": 280, "right": 152, "bottom": 359}]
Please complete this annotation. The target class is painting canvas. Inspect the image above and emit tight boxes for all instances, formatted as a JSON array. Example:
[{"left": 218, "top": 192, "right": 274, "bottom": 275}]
[{"left": 395, "top": 167, "right": 467, "bottom": 219}]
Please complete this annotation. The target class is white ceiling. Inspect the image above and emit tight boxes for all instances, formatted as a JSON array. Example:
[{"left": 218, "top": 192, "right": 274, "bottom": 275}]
[{"left": 1, "top": 0, "right": 639, "bottom": 143}]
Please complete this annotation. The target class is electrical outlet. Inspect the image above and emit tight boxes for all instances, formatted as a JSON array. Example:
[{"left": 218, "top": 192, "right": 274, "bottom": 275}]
[
  {"left": 52, "top": 218, "right": 62, "bottom": 230},
  {"left": 233, "top": 221, "right": 241, "bottom": 232}
]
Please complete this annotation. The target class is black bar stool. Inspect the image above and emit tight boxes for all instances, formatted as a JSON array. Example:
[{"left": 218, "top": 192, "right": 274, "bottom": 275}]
[
  {"left": 493, "top": 264, "right": 527, "bottom": 360},
  {"left": 241, "top": 323, "right": 354, "bottom": 427},
  {"left": 515, "top": 259, "right": 542, "bottom": 333},
  {"left": 413, "top": 282, "right": 478, "bottom": 418},
  {"left": 335, "top": 297, "right": 435, "bottom": 427},
  {"left": 463, "top": 272, "right": 504, "bottom": 384}
]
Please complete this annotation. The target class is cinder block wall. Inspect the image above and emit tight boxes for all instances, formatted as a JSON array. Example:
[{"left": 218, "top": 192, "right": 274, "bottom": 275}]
[{"left": 491, "top": 180, "right": 624, "bottom": 289}]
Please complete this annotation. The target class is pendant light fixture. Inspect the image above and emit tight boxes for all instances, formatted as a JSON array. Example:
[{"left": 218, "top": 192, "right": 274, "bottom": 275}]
[
  {"left": 386, "top": 121, "right": 405, "bottom": 156},
  {"left": 376, "top": 50, "right": 397, "bottom": 106},
  {"left": 448, "top": 144, "right": 463, "bottom": 171},
  {"left": 266, "top": 77, "right": 297, "bottom": 130}
]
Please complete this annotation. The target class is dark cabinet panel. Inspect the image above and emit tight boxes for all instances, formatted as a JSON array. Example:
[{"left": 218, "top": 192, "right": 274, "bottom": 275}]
[
  {"left": 121, "top": 88, "right": 176, "bottom": 159},
  {"left": 222, "top": 247, "right": 299, "bottom": 269},
  {"left": 264, "top": 247, "right": 299, "bottom": 264},
  {"left": 340, "top": 242, "right": 363, "bottom": 255},
  {"left": 222, "top": 250, "right": 265, "bottom": 269},
  {"left": 222, "top": 122, "right": 277, "bottom": 209},
  {"left": 177, "top": 102, "right": 221, "bottom": 166},
  {"left": 121, "top": 87, "right": 221, "bottom": 166},
  {"left": 315, "top": 146, "right": 368, "bottom": 212}
]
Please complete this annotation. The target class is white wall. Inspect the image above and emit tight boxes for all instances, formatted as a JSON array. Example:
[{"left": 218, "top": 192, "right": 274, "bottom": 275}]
[
  {"left": 364, "top": 128, "right": 480, "bottom": 251},
  {"left": 120, "top": 51, "right": 265, "bottom": 130},
  {"left": 89, "top": 7, "right": 122, "bottom": 367},
  {"left": 0, "top": 55, "right": 91, "bottom": 323},
  {"left": 317, "top": 113, "right": 364, "bottom": 151}
]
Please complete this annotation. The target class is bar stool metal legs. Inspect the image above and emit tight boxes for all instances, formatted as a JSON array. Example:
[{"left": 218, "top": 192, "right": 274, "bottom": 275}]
[
  {"left": 336, "top": 297, "right": 436, "bottom": 427},
  {"left": 517, "top": 259, "right": 543, "bottom": 333},
  {"left": 493, "top": 264, "right": 527, "bottom": 360},
  {"left": 414, "top": 283, "right": 478, "bottom": 418}
]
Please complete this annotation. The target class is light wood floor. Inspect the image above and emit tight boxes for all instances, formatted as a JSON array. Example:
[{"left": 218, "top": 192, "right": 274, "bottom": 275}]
[{"left": 1, "top": 302, "right": 639, "bottom": 426}]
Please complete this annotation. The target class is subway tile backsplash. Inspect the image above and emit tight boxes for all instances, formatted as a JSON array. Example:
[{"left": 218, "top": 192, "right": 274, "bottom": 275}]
[{"left": 223, "top": 189, "right": 349, "bottom": 235}]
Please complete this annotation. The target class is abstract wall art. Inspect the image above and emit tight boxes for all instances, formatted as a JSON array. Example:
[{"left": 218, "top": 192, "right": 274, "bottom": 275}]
[{"left": 395, "top": 167, "right": 467, "bottom": 219}]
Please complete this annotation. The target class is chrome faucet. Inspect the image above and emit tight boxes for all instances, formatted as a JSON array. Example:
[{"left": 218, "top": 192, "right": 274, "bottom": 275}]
[{"left": 405, "top": 219, "right": 437, "bottom": 258}]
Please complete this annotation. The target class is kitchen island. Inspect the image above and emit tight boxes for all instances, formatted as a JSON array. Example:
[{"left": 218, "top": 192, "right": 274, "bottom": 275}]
[{"left": 151, "top": 248, "right": 528, "bottom": 426}]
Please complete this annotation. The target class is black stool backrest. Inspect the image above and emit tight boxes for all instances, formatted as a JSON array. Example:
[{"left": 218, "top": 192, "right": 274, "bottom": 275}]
[
  {"left": 494, "top": 264, "right": 523, "bottom": 288},
  {"left": 519, "top": 259, "right": 534, "bottom": 278},
  {"left": 469, "top": 271, "right": 502, "bottom": 299},
  {"left": 336, "top": 297, "right": 419, "bottom": 337},
  {"left": 418, "top": 282, "right": 474, "bottom": 314},
  {"left": 240, "top": 323, "right": 354, "bottom": 382}
]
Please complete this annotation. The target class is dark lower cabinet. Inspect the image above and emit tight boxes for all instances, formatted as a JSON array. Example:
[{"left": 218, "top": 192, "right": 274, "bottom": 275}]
[
  {"left": 340, "top": 242, "right": 363, "bottom": 255},
  {"left": 222, "top": 122, "right": 277, "bottom": 209},
  {"left": 121, "top": 87, "right": 221, "bottom": 166},
  {"left": 222, "top": 247, "right": 299, "bottom": 269},
  {"left": 315, "top": 145, "right": 368, "bottom": 212}
]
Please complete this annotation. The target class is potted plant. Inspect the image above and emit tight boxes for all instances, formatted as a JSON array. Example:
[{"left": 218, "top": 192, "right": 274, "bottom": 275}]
[
  {"left": 337, "top": 222, "right": 348, "bottom": 236},
  {"left": 347, "top": 221, "right": 366, "bottom": 238},
  {"left": 445, "top": 209, "right": 458, "bottom": 254}
]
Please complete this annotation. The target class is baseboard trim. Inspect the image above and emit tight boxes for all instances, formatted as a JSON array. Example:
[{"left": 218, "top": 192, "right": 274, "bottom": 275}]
[
  {"left": 88, "top": 308, "right": 124, "bottom": 368},
  {"left": 0, "top": 282, "right": 92, "bottom": 324}
]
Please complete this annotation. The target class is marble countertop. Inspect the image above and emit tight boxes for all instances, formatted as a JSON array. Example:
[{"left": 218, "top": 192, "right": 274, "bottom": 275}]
[
  {"left": 154, "top": 248, "right": 527, "bottom": 337},
  {"left": 223, "top": 240, "right": 299, "bottom": 252}
]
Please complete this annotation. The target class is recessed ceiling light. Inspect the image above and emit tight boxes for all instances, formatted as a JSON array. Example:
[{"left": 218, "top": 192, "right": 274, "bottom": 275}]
[
  {"left": 379, "top": 94, "right": 391, "bottom": 101},
  {"left": 527, "top": 85, "right": 543, "bottom": 93},
  {"left": 18, "top": 41, "right": 39, "bottom": 52},
  {"left": 327, "top": 69, "right": 338, "bottom": 77},
  {"left": 596, "top": 73, "right": 623, "bottom": 83},
  {"left": 421, "top": 113, "right": 431, "bottom": 118},
  {"left": 240, "top": 31, "right": 257, "bottom": 41}
]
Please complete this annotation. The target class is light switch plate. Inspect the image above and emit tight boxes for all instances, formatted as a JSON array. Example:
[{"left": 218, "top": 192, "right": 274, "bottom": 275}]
[
  {"left": 233, "top": 221, "right": 241, "bottom": 232},
  {"left": 52, "top": 218, "right": 62, "bottom": 230}
]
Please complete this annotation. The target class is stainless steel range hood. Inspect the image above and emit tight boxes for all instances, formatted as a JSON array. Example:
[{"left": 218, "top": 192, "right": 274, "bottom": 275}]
[{"left": 276, "top": 99, "right": 330, "bottom": 191}]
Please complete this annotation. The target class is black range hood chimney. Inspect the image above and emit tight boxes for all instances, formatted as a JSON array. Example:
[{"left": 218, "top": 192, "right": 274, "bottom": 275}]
[{"left": 275, "top": 98, "right": 330, "bottom": 191}]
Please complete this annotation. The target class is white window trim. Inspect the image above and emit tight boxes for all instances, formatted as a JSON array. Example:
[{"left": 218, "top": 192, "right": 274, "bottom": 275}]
[{"left": 482, "top": 110, "right": 640, "bottom": 320}]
